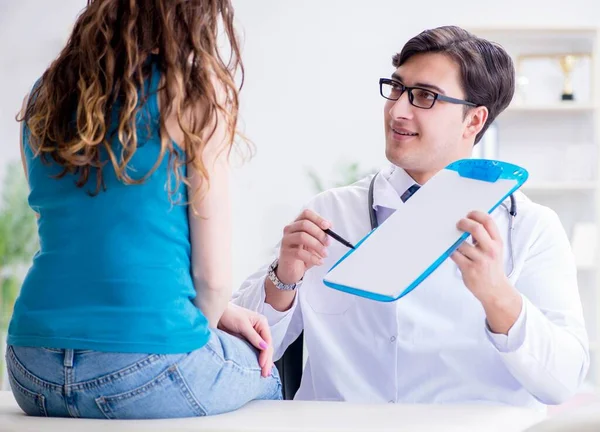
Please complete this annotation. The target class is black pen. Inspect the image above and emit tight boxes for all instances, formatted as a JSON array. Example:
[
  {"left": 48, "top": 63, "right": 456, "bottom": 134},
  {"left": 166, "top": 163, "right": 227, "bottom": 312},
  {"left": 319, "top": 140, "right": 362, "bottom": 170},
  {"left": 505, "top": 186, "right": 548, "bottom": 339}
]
[{"left": 323, "top": 228, "right": 355, "bottom": 250}]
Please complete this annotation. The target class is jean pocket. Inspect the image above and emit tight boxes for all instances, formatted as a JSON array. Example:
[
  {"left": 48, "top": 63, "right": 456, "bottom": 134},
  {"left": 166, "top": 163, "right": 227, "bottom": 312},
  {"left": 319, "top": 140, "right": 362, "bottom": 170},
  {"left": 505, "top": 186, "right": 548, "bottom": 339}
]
[
  {"left": 7, "top": 368, "right": 48, "bottom": 417},
  {"left": 95, "top": 364, "right": 206, "bottom": 419}
]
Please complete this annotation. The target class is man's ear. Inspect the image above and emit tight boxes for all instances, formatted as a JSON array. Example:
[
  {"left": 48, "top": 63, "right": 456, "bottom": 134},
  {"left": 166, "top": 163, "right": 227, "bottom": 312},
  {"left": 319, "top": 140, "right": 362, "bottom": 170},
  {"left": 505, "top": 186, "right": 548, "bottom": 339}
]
[{"left": 463, "top": 106, "right": 489, "bottom": 140}]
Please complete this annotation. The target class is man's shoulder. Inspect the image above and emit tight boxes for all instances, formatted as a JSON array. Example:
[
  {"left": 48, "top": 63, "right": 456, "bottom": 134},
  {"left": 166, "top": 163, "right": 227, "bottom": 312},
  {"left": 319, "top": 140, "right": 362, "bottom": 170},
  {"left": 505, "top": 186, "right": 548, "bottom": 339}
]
[{"left": 511, "top": 191, "right": 564, "bottom": 236}]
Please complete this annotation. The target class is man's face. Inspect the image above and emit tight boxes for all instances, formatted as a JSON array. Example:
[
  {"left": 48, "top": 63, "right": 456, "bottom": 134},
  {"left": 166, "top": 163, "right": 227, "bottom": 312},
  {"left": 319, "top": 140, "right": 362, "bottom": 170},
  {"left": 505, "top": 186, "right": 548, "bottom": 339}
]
[{"left": 383, "top": 52, "right": 477, "bottom": 183}]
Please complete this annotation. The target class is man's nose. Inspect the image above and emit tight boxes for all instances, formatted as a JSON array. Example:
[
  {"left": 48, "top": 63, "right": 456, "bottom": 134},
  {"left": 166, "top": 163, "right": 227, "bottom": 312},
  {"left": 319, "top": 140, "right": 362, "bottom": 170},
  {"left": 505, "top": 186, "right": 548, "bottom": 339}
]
[{"left": 389, "top": 90, "right": 414, "bottom": 119}]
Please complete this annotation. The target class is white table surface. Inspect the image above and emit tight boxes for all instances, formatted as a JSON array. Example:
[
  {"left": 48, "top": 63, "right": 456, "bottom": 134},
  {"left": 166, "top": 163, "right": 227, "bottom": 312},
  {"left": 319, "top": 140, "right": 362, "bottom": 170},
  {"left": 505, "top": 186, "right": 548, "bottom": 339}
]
[{"left": 0, "top": 391, "right": 545, "bottom": 432}]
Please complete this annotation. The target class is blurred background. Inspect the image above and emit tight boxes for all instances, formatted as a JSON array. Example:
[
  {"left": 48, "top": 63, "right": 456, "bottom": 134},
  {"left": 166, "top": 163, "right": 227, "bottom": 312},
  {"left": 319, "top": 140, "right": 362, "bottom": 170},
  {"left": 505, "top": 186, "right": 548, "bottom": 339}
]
[{"left": 1, "top": 0, "right": 599, "bottom": 410}]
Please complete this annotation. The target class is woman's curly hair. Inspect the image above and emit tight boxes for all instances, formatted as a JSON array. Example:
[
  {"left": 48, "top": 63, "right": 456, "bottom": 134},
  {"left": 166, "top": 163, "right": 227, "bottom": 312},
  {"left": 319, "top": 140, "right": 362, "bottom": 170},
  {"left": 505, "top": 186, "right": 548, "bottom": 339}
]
[{"left": 19, "top": 0, "right": 247, "bottom": 201}]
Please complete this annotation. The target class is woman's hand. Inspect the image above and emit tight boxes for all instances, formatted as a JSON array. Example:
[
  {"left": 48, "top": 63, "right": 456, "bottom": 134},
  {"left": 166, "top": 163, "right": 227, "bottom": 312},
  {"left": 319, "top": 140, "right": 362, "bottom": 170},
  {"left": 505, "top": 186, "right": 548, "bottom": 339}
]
[{"left": 217, "top": 303, "right": 274, "bottom": 377}]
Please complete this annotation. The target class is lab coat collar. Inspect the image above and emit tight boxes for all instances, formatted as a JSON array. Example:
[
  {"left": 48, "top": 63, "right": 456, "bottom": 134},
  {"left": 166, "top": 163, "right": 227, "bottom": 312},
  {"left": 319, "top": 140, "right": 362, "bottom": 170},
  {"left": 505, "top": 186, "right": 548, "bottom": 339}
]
[{"left": 371, "top": 165, "right": 421, "bottom": 212}]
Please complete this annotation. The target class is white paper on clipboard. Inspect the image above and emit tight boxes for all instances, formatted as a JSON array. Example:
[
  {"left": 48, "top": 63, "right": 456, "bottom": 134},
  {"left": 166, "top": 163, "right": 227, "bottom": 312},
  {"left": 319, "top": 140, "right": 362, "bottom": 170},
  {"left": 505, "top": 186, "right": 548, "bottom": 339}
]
[{"left": 322, "top": 159, "right": 528, "bottom": 302}]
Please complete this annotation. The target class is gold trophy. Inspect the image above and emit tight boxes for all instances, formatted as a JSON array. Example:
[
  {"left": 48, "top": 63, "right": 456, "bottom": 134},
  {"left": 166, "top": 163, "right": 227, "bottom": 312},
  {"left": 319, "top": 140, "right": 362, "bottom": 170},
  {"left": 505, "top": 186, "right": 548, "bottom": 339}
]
[{"left": 559, "top": 55, "right": 577, "bottom": 101}]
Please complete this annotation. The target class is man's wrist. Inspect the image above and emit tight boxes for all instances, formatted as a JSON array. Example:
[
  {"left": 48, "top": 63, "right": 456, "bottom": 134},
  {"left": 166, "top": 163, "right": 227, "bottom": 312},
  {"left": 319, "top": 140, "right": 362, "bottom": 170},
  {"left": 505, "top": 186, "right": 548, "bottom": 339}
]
[
  {"left": 264, "top": 275, "right": 297, "bottom": 312},
  {"left": 275, "top": 267, "right": 300, "bottom": 286},
  {"left": 479, "top": 279, "right": 518, "bottom": 310},
  {"left": 481, "top": 284, "right": 523, "bottom": 335},
  {"left": 268, "top": 259, "right": 302, "bottom": 290}
]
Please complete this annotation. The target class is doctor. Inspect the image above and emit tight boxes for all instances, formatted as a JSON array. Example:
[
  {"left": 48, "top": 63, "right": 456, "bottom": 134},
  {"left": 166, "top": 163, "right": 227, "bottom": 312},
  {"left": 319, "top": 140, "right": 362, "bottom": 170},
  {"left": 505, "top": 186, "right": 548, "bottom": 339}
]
[{"left": 233, "top": 25, "right": 589, "bottom": 410}]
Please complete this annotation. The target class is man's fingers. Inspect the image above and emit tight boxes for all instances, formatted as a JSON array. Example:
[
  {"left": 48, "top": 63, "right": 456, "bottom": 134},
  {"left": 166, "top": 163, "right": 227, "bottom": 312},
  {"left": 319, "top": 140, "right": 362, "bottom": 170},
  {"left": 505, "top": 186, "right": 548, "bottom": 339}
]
[
  {"left": 451, "top": 250, "right": 470, "bottom": 269},
  {"left": 283, "top": 232, "right": 328, "bottom": 258},
  {"left": 468, "top": 210, "right": 501, "bottom": 242},
  {"left": 287, "top": 247, "right": 323, "bottom": 267},
  {"left": 295, "top": 209, "right": 331, "bottom": 231},
  {"left": 457, "top": 218, "right": 493, "bottom": 253},
  {"left": 456, "top": 242, "right": 483, "bottom": 262},
  {"left": 285, "top": 219, "right": 330, "bottom": 247}
]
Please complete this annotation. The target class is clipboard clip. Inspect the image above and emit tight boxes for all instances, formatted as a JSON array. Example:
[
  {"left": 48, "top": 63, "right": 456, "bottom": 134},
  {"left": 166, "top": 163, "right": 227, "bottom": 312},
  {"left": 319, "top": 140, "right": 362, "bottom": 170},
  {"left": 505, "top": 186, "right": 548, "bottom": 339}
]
[
  {"left": 455, "top": 159, "right": 503, "bottom": 183},
  {"left": 449, "top": 159, "right": 528, "bottom": 183}
]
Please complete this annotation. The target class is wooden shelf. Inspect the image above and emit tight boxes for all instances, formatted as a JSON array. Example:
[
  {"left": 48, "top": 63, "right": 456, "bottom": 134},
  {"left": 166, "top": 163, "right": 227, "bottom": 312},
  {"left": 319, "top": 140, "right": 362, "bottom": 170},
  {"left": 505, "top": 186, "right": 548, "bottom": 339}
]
[
  {"left": 464, "top": 26, "right": 598, "bottom": 42},
  {"left": 467, "top": 27, "right": 598, "bottom": 35},
  {"left": 466, "top": 26, "right": 599, "bottom": 33},
  {"left": 466, "top": 23, "right": 600, "bottom": 390},
  {"left": 504, "top": 103, "right": 597, "bottom": 113}
]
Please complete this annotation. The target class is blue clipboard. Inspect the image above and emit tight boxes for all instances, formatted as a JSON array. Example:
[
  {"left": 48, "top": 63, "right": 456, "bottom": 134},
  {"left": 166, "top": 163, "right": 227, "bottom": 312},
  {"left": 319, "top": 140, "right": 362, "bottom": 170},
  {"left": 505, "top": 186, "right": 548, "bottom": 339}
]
[{"left": 322, "top": 159, "right": 528, "bottom": 302}]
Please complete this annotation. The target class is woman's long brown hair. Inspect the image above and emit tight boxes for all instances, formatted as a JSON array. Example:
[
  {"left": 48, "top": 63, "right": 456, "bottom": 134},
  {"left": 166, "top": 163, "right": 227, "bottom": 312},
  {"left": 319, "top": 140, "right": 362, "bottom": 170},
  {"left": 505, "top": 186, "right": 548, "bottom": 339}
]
[{"left": 19, "top": 0, "right": 247, "bottom": 201}]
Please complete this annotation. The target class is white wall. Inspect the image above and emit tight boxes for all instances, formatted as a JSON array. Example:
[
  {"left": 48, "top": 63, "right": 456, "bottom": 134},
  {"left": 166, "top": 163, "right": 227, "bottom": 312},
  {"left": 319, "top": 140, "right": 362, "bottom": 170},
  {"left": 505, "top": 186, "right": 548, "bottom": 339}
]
[
  {"left": 1, "top": 0, "right": 598, "bottom": 287},
  {"left": 0, "top": 1, "right": 82, "bottom": 160}
]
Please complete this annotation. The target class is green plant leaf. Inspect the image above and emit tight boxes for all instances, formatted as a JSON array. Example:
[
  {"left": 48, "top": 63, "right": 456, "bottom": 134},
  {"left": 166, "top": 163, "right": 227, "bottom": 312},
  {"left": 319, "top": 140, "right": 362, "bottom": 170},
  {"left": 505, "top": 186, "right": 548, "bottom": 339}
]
[
  {"left": 305, "top": 168, "right": 326, "bottom": 193},
  {"left": 307, "top": 161, "right": 378, "bottom": 193},
  {"left": 0, "top": 161, "right": 38, "bottom": 333},
  {"left": 0, "top": 162, "right": 38, "bottom": 268},
  {"left": 0, "top": 275, "right": 20, "bottom": 329}
]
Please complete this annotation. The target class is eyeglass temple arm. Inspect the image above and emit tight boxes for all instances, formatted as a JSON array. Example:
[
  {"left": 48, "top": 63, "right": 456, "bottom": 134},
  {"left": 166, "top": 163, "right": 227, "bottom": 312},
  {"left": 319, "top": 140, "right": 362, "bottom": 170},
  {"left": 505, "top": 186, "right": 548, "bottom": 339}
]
[{"left": 436, "top": 93, "right": 477, "bottom": 107}]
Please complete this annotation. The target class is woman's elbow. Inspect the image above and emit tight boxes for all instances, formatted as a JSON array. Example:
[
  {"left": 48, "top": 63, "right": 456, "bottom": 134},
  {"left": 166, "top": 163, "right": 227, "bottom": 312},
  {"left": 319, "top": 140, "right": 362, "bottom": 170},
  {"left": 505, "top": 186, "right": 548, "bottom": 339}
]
[{"left": 192, "top": 272, "right": 231, "bottom": 295}]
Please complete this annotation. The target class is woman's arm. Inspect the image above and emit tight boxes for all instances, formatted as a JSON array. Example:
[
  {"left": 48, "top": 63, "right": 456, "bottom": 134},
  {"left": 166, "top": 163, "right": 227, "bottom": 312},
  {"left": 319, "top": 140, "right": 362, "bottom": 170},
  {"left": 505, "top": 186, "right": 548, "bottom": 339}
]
[
  {"left": 187, "top": 120, "right": 232, "bottom": 328},
  {"left": 164, "top": 85, "right": 233, "bottom": 328},
  {"left": 18, "top": 92, "right": 39, "bottom": 219}
]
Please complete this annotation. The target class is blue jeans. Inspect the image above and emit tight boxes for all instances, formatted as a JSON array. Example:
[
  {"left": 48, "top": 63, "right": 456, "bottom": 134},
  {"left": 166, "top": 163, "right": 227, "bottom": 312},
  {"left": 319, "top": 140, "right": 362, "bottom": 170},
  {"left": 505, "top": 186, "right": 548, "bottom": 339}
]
[{"left": 5, "top": 329, "right": 282, "bottom": 419}]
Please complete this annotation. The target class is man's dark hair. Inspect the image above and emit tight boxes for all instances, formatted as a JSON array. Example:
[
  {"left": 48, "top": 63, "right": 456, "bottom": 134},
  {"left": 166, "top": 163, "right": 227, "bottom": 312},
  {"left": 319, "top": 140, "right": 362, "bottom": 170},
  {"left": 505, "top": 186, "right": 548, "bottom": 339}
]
[{"left": 393, "top": 25, "right": 515, "bottom": 144}]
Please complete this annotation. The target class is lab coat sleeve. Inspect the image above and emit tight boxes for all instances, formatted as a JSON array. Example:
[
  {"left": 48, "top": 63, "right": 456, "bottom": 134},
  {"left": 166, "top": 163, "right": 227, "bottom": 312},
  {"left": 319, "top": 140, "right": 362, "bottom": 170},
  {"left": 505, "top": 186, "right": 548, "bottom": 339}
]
[
  {"left": 231, "top": 244, "right": 304, "bottom": 361},
  {"left": 485, "top": 207, "right": 590, "bottom": 405},
  {"left": 486, "top": 299, "right": 527, "bottom": 353}
]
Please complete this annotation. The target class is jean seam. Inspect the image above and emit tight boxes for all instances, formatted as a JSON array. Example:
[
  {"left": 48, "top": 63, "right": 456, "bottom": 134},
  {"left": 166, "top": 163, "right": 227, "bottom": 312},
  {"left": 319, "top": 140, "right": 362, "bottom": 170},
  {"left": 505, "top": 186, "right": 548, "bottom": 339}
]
[
  {"left": 95, "top": 398, "right": 114, "bottom": 420},
  {"left": 94, "top": 366, "right": 174, "bottom": 404},
  {"left": 204, "top": 339, "right": 263, "bottom": 375},
  {"left": 171, "top": 363, "right": 207, "bottom": 416},
  {"left": 69, "top": 354, "right": 163, "bottom": 391},
  {"left": 94, "top": 365, "right": 205, "bottom": 418},
  {"left": 6, "top": 368, "right": 48, "bottom": 417},
  {"left": 269, "top": 371, "right": 283, "bottom": 400},
  {"left": 41, "top": 348, "right": 94, "bottom": 354},
  {"left": 7, "top": 347, "right": 62, "bottom": 392},
  {"left": 37, "top": 394, "right": 48, "bottom": 417},
  {"left": 41, "top": 348, "right": 63, "bottom": 353},
  {"left": 272, "top": 381, "right": 284, "bottom": 400},
  {"left": 64, "top": 350, "right": 79, "bottom": 418}
]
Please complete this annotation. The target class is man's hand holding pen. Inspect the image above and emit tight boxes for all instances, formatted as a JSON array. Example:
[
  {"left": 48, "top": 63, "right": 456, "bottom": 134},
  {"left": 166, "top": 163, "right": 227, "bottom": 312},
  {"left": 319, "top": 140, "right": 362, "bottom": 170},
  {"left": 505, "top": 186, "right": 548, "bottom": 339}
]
[{"left": 276, "top": 209, "right": 333, "bottom": 285}]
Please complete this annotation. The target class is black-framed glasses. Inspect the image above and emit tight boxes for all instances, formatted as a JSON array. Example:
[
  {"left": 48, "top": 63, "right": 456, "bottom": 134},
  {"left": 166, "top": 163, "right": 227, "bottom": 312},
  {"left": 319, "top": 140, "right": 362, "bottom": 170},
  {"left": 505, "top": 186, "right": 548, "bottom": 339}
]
[{"left": 379, "top": 78, "right": 477, "bottom": 109}]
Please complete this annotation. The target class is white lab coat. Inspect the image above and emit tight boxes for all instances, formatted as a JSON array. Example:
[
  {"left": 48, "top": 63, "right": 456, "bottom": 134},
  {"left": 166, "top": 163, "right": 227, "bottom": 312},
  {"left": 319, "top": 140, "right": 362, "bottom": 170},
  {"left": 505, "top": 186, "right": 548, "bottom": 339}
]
[{"left": 233, "top": 165, "right": 589, "bottom": 411}]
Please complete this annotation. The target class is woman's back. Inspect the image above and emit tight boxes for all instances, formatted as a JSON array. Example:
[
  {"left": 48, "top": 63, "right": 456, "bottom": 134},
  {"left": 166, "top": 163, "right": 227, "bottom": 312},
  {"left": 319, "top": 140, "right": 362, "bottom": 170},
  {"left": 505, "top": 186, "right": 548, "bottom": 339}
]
[
  {"left": 5, "top": 1, "right": 280, "bottom": 420},
  {"left": 9, "top": 58, "right": 211, "bottom": 354}
]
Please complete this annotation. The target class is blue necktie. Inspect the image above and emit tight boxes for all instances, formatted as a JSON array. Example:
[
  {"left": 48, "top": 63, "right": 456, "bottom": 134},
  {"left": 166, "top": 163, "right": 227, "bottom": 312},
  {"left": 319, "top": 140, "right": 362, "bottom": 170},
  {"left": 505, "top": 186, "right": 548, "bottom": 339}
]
[{"left": 401, "top": 184, "right": 420, "bottom": 203}]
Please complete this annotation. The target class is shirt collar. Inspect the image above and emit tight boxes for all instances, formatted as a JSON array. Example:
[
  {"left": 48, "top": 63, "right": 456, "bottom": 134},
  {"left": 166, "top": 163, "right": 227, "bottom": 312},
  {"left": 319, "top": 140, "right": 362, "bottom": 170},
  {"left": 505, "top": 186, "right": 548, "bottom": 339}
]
[{"left": 372, "top": 165, "right": 421, "bottom": 212}]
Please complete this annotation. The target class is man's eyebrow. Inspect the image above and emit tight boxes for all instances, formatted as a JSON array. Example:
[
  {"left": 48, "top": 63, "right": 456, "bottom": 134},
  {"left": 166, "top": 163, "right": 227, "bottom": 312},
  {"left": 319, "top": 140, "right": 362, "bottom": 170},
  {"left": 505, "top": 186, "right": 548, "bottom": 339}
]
[
  {"left": 391, "top": 73, "right": 446, "bottom": 95},
  {"left": 414, "top": 82, "right": 446, "bottom": 95}
]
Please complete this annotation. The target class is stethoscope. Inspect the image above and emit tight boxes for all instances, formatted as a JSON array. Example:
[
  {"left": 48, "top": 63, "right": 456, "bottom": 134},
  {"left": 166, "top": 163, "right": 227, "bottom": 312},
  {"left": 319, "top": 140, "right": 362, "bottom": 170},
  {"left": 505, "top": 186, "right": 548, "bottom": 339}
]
[{"left": 367, "top": 173, "right": 518, "bottom": 278}]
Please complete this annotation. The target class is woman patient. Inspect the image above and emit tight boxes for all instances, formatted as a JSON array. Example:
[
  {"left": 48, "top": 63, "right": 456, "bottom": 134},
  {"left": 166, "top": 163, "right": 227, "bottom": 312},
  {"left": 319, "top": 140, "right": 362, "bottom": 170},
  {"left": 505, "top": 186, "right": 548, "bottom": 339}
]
[{"left": 6, "top": 0, "right": 281, "bottom": 419}]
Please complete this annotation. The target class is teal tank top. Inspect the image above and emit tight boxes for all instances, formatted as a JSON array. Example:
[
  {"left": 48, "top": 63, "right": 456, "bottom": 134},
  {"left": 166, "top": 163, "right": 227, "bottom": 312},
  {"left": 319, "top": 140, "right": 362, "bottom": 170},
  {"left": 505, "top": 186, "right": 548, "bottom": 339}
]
[{"left": 7, "top": 58, "right": 211, "bottom": 354}]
